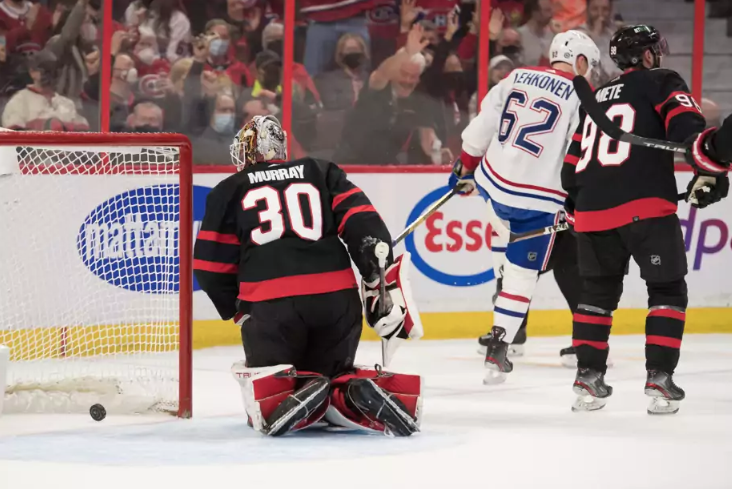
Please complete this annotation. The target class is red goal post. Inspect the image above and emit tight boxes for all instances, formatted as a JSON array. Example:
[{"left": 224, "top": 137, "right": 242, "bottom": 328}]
[{"left": 0, "top": 131, "right": 193, "bottom": 418}]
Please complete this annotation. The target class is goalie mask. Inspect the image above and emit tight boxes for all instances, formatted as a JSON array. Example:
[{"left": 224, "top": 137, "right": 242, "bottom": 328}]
[{"left": 230, "top": 115, "right": 288, "bottom": 171}]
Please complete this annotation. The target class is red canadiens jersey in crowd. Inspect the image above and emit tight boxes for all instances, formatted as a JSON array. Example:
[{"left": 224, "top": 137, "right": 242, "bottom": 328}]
[
  {"left": 193, "top": 158, "right": 392, "bottom": 320},
  {"left": 0, "top": 0, "right": 52, "bottom": 55},
  {"left": 562, "top": 68, "right": 706, "bottom": 232},
  {"left": 298, "top": 0, "right": 385, "bottom": 22},
  {"left": 367, "top": 0, "right": 457, "bottom": 39}
]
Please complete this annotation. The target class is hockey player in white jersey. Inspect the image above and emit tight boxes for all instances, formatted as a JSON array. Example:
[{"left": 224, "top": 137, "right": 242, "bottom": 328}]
[{"left": 449, "top": 31, "right": 601, "bottom": 384}]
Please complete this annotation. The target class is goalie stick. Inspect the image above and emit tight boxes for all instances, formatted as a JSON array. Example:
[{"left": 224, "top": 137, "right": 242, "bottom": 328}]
[{"left": 572, "top": 76, "right": 688, "bottom": 154}]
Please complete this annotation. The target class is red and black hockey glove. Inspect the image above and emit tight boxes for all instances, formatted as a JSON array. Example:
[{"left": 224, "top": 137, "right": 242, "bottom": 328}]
[{"left": 684, "top": 128, "right": 730, "bottom": 176}]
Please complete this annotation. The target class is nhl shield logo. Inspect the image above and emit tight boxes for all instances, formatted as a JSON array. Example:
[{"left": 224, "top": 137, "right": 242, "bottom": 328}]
[
  {"left": 528, "top": 252, "right": 538, "bottom": 262},
  {"left": 651, "top": 255, "right": 662, "bottom": 266}
]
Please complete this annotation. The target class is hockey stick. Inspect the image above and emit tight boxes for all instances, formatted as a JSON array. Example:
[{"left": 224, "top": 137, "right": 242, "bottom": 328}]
[
  {"left": 392, "top": 187, "right": 458, "bottom": 246},
  {"left": 373, "top": 242, "right": 395, "bottom": 367},
  {"left": 572, "top": 76, "right": 688, "bottom": 154},
  {"left": 509, "top": 192, "right": 688, "bottom": 244}
]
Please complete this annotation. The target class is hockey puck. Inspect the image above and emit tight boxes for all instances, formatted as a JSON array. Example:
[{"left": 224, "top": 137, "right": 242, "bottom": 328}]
[{"left": 90, "top": 404, "right": 107, "bottom": 421}]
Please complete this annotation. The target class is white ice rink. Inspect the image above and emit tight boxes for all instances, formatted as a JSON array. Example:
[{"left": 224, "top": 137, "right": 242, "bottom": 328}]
[{"left": 1, "top": 335, "right": 731, "bottom": 489}]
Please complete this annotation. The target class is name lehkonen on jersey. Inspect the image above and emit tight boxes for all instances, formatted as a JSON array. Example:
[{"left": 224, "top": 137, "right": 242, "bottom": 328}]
[
  {"left": 248, "top": 165, "right": 305, "bottom": 184},
  {"left": 514, "top": 71, "right": 574, "bottom": 100}
]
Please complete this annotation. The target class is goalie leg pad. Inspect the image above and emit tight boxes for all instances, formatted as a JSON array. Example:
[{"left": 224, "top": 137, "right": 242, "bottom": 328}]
[
  {"left": 325, "top": 368, "right": 422, "bottom": 436},
  {"left": 231, "top": 362, "right": 330, "bottom": 436}
]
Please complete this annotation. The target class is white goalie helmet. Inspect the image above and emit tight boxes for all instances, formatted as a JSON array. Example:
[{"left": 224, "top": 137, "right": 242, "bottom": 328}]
[
  {"left": 549, "top": 30, "right": 601, "bottom": 78},
  {"left": 230, "top": 115, "right": 288, "bottom": 171}
]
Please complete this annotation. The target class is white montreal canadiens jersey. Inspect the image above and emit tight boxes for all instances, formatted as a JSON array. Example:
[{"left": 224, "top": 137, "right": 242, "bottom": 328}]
[{"left": 463, "top": 66, "right": 582, "bottom": 213}]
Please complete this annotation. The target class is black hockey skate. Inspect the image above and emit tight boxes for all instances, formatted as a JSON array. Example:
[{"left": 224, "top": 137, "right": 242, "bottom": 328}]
[
  {"left": 645, "top": 370, "right": 685, "bottom": 415},
  {"left": 346, "top": 379, "right": 420, "bottom": 437},
  {"left": 572, "top": 368, "right": 613, "bottom": 412},
  {"left": 478, "top": 322, "right": 526, "bottom": 357},
  {"left": 483, "top": 327, "right": 514, "bottom": 385}
]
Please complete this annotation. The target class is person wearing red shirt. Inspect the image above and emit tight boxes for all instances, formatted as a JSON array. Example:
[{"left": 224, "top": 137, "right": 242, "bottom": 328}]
[
  {"left": 0, "top": 0, "right": 52, "bottom": 56},
  {"left": 202, "top": 19, "right": 252, "bottom": 87}
]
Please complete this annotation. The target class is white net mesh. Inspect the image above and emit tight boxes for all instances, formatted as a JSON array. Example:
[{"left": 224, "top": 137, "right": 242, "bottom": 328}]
[{"left": 0, "top": 142, "right": 185, "bottom": 414}]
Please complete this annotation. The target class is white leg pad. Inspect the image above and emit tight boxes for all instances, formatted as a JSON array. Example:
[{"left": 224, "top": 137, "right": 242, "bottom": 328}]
[{"left": 231, "top": 361, "right": 293, "bottom": 432}]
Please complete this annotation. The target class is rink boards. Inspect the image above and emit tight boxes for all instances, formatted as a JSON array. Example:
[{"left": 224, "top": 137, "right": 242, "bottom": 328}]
[{"left": 2, "top": 167, "right": 731, "bottom": 356}]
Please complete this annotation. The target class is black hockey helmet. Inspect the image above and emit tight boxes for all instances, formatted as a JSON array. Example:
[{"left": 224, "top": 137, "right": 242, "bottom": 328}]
[{"left": 609, "top": 25, "right": 669, "bottom": 70}]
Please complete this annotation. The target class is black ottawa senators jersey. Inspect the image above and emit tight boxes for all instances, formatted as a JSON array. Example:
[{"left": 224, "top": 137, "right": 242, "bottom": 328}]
[
  {"left": 562, "top": 68, "right": 706, "bottom": 232},
  {"left": 193, "top": 158, "right": 391, "bottom": 320}
]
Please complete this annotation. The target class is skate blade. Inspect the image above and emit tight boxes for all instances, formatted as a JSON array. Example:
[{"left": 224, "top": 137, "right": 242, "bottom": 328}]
[
  {"left": 478, "top": 345, "right": 524, "bottom": 357},
  {"left": 571, "top": 385, "right": 607, "bottom": 412},
  {"left": 483, "top": 366, "right": 507, "bottom": 385},
  {"left": 646, "top": 397, "right": 680, "bottom": 415}
]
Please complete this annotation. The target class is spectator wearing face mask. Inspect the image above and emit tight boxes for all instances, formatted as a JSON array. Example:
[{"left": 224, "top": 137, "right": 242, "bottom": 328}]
[
  {"left": 517, "top": 0, "right": 554, "bottom": 66},
  {"left": 314, "top": 32, "right": 368, "bottom": 112},
  {"left": 2, "top": 50, "right": 89, "bottom": 130},
  {"left": 126, "top": 98, "right": 164, "bottom": 132},
  {"left": 41, "top": 0, "right": 100, "bottom": 108},
  {"left": 0, "top": 0, "right": 53, "bottom": 57},
  {"left": 125, "top": 0, "right": 191, "bottom": 63},
  {"left": 131, "top": 26, "right": 172, "bottom": 76},
  {"left": 107, "top": 53, "right": 138, "bottom": 131},
  {"left": 261, "top": 21, "right": 320, "bottom": 105},
  {"left": 577, "top": 0, "right": 621, "bottom": 86},
  {"left": 201, "top": 19, "right": 251, "bottom": 87},
  {"left": 192, "top": 91, "right": 237, "bottom": 164},
  {"left": 334, "top": 24, "right": 437, "bottom": 165}
]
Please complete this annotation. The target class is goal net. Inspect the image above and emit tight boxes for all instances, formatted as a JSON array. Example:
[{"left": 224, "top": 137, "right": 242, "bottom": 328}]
[{"left": 0, "top": 132, "right": 192, "bottom": 417}]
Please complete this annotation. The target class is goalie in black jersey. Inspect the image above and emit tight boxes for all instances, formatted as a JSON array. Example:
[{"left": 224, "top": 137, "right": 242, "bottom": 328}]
[
  {"left": 193, "top": 115, "right": 423, "bottom": 437},
  {"left": 561, "top": 25, "right": 729, "bottom": 414}
]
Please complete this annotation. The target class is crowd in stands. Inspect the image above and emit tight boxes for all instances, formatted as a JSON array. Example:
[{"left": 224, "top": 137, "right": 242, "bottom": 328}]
[{"left": 0, "top": 0, "right": 723, "bottom": 165}]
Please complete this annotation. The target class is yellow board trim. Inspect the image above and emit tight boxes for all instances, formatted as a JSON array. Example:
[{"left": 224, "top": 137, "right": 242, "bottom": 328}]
[
  {"left": 3, "top": 309, "right": 730, "bottom": 359},
  {"left": 192, "top": 308, "right": 732, "bottom": 349}
]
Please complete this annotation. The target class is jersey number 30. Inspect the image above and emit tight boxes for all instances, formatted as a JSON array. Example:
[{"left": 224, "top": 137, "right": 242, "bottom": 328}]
[
  {"left": 498, "top": 90, "right": 562, "bottom": 157},
  {"left": 242, "top": 184, "right": 323, "bottom": 245},
  {"left": 576, "top": 104, "right": 636, "bottom": 171}
]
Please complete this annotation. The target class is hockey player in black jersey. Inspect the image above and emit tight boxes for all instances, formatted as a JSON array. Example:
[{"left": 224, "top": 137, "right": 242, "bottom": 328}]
[
  {"left": 194, "top": 115, "right": 423, "bottom": 436},
  {"left": 562, "top": 25, "right": 729, "bottom": 414}
]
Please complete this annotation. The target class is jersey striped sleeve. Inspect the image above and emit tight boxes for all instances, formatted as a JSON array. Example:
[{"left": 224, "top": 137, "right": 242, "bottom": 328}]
[
  {"left": 325, "top": 161, "right": 392, "bottom": 280},
  {"left": 653, "top": 71, "right": 706, "bottom": 143},
  {"left": 193, "top": 185, "right": 241, "bottom": 320}
]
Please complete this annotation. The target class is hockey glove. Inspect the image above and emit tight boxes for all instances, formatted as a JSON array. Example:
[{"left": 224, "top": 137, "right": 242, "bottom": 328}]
[
  {"left": 684, "top": 128, "right": 731, "bottom": 176},
  {"left": 361, "top": 253, "right": 423, "bottom": 341},
  {"left": 686, "top": 173, "right": 729, "bottom": 209},
  {"left": 448, "top": 157, "right": 477, "bottom": 196}
]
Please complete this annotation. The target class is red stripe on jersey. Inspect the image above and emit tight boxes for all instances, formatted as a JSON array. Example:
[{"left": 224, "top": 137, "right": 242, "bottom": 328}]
[
  {"left": 197, "top": 231, "right": 240, "bottom": 245},
  {"left": 338, "top": 205, "right": 378, "bottom": 235},
  {"left": 572, "top": 339, "right": 609, "bottom": 349},
  {"left": 654, "top": 91, "right": 695, "bottom": 113},
  {"left": 574, "top": 313, "right": 613, "bottom": 326},
  {"left": 332, "top": 187, "right": 362, "bottom": 209},
  {"left": 498, "top": 291, "right": 531, "bottom": 303},
  {"left": 646, "top": 335, "right": 682, "bottom": 349},
  {"left": 665, "top": 106, "right": 702, "bottom": 129},
  {"left": 239, "top": 268, "right": 357, "bottom": 301},
  {"left": 574, "top": 198, "right": 677, "bottom": 232},
  {"left": 193, "top": 259, "right": 238, "bottom": 274},
  {"left": 460, "top": 150, "right": 482, "bottom": 171},
  {"left": 648, "top": 308, "right": 686, "bottom": 321},
  {"left": 484, "top": 159, "right": 568, "bottom": 197},
  {"left": 520, "top": 65, "right": 575, "bottom": 81},
  {"left": 564, "top": 154, "right": 579, "bottom": 166},
  {"left": 572, "top": 133, "right": 582, "bottom": 142}
]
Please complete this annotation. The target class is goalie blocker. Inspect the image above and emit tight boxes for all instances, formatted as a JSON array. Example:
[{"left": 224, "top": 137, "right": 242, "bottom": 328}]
[{"left": 193, "top": 116, "right": 423, "bottom": 436}]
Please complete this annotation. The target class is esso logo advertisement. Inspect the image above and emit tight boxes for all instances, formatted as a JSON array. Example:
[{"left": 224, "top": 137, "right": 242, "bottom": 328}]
[
  {"left": 77, "top": 184, "right": 180, "bottom": 294},
  {"left": 77, "top": 184, "right": 213, "bottom": 293},
  {"left": 405, "top": 186, "right": 497, "bottom": 287}
]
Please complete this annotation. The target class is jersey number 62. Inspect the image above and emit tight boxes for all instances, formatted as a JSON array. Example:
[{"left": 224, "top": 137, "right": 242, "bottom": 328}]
[{"left": 497, "top": 90, "right": 562, "bottom": 158}]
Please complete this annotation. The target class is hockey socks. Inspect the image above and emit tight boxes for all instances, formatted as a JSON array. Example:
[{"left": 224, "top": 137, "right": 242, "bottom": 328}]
[
  {"left": 645, "top": 306, "right": 685, "bottom": 374},
  {"left": 572, "top": 305, "right": 613, "bottom": 373}
]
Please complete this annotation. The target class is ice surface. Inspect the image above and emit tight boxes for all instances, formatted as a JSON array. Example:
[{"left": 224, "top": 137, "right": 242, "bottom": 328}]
[{"left": 1, "top": 335, "right": 732, "bottom": 489}]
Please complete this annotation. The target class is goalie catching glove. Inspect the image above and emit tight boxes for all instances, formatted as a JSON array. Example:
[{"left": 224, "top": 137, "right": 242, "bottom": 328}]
[{"left": 361, "top": 252, "right": 423, "bottom": 342}]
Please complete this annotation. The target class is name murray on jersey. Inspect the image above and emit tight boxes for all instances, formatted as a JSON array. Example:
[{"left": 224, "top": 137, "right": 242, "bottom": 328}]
[
  {"left": 513, "top": 71, "right": 575, "bottom": 100},
  {"left": 248, "top": 165, "right": 305, "bottom": 184}
]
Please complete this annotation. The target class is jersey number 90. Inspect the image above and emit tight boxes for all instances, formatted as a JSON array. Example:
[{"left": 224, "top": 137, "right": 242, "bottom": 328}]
[
  {"left": 498, "top": 90, "right": 562, "bottom": 157},
  {"left": 576, "top": 104, "right": 636, "bottom": 172}
]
